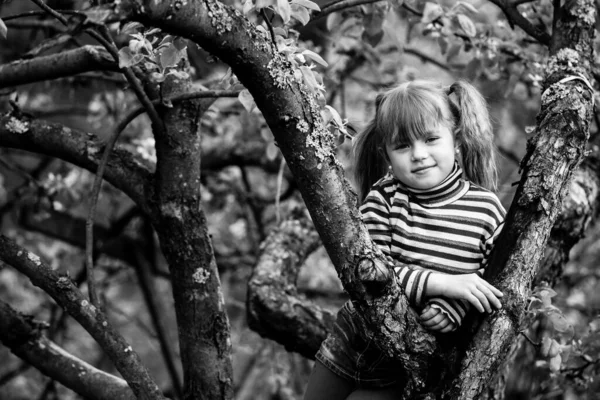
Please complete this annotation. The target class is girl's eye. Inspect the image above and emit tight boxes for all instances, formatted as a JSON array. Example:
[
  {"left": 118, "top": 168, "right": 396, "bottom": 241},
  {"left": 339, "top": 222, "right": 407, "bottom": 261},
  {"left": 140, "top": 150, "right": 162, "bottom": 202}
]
[
  {"left": 395, "top": 143, "right": 410, "bottom": 150},
  {"left": 426, "top": 137, "right": 439, "bottom": 143}
]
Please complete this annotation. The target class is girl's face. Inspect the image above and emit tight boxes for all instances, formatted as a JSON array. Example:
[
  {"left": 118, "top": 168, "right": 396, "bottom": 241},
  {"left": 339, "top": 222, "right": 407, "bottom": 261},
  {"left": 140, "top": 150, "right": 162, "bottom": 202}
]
[{"left": 385, "top": 124, "right": 456, "bottom": 190}]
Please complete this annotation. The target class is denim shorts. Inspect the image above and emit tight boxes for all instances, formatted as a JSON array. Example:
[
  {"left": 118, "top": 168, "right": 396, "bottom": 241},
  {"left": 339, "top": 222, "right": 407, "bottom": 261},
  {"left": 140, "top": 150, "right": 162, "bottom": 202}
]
[{"left": 315, "top": 301, "right": 405, "bottom": 388}]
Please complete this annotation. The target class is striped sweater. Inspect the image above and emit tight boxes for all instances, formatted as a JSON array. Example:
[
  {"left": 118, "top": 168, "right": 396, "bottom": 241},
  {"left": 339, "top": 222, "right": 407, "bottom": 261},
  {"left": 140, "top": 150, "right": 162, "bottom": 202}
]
[{"left": 359, "top": 164, "right": 506, "bottom": 326}]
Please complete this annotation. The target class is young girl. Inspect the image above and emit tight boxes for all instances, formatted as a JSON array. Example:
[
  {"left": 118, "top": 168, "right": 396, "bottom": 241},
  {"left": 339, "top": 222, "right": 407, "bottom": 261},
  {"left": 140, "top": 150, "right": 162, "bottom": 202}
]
[{"left": 303, "top": 80, "right": 506, "bottom": 400}]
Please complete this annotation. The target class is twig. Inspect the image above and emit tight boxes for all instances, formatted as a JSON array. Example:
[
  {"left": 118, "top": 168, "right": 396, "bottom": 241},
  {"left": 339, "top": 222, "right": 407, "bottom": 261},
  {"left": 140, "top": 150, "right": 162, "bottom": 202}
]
[
  {"left": 1, "top": 10, "right": 85, "bottom": 22},
  {"left": 0, "top": 363, "right": 31, "bottom": 387},
  {"left": 520, "top": 331, "right": 540, "bottom": 347},
  {"left": 275, "top": 157, "right": 285, "bottom": 224},
  {"left": 29, "top": 0, "right": 69, "bottom": 26},
  {"left": 314, "top": 0, "right": 384, "bottom": 21},
  {"left": 132, "top": 238, "right": 183, "bottom": 398},
  {"left": 260, "top": 9, "right": 277, "bottom": 50},
  {"left": 239, "top": 166, "right": 265, "bottom": 243}
]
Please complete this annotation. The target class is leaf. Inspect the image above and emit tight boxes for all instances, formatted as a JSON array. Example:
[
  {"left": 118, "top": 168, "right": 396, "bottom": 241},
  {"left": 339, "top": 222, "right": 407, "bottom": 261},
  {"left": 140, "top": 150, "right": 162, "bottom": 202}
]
[
  {"left": 276, "top": 0, "right": 292, "bottom": 24},
  {"left": 363, "top": 29, "right": 384, "bottom": 47},
  {"left": 160, "top": 44, "right": 181, "bottom": 69},
  {"left": 121, "top": 21, "right": 143, "bottom": 35},
  {"left": 242, "top": 0, "right": 254, "bottom": 14},
  {"left": 326, "top": 12, "right": 343, "bottom": 32},
  {"left": 292, "top": 0, "right": 320, "bottom": 11},
  {"left": 302, "top": 50, "right": 328, "bottom": 67},
  {"left": 238, "top": 89, "right": 256, "bottom": 112},
  {"left": 548, "top": 354, "right": 562, "bottom": 372},
  {"left": 266, "top": 142, "right": 280, "bottom": 160},
  {"left": 291, "top": 4, "right": 311, "bottom": 25},
  {"left": 146, "top": 27, "right": 161, "bottom": 36},
  {"left": 547, "top": 312, "right": 571, "bottom": 333},
  {"left": 422, "top": 2, "right": 444, "bottom": 24},
  {"left": 456, "top": 14, "right": 477, "bottom": 37},
  {"left": 0, "top": 18, "right": 6, "bottom": 40},
  {"left": 299, "top": 66, "right": 320, "bottom": 93},
  {"left": 455, "top": 1, "right": 479, "bottom": 14},
  {"left": 255, "top": 0, "right": 275, "bottom": 9},
  {"left": 118, "top": 47, "right": 144, "bottom": 68},
  {"left": 325, "top": 105, "right": 343, "bottom": 127},
  {"left": 83, "top": 8, "right": 111, "bottom": 24}
]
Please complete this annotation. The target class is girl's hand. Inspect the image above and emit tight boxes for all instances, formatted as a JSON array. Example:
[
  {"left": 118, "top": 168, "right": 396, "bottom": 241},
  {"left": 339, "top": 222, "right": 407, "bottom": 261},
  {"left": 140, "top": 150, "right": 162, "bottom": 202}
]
[
  {"left": 419, "top": 306, "right": 456, "bottom": 333},
  {"left": 426, "top": 273, "right": 503, "bottom": 314}
]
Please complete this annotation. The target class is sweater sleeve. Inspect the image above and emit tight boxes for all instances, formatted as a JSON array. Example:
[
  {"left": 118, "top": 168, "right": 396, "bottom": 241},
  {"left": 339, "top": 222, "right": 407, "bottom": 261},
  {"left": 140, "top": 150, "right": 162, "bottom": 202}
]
[
  {"left": 426, "top": 297, "right": 469, "bottom": 327},
  {"left": 360, "top": 187, "right": 432, "bottom": 307},
  {"left": 424, "top": 201, "right": 507, "bottom": 327}
]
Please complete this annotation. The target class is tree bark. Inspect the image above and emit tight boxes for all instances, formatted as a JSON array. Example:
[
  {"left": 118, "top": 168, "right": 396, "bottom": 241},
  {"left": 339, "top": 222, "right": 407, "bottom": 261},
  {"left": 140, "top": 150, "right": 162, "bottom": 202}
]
[
  {"left": 446, "top": 2, "right": 596, "bottom": 398},
  {"left": 247, "top": 216, "right": 335, "bottom": 359},
  {"left": 147, "top": 73, "right": 234, "bottom": 399},
  {"left": 0, "top": 300, "right": 136, "bottom": 400},
  {"left": 0, "top": 45, "right": 118, "bottom": 88}
]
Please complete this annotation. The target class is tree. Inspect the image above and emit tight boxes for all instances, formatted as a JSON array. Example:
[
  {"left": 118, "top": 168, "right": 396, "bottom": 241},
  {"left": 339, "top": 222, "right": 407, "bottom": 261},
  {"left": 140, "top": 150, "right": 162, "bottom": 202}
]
[{"left": 0, "top": 0, "right": 598, "bottom": 399}]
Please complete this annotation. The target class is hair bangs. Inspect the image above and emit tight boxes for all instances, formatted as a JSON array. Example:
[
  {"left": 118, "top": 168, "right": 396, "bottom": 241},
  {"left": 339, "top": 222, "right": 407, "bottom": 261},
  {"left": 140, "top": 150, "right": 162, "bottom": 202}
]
[{"left": 378, "top": 82, "right": 453, "bottom": 146}]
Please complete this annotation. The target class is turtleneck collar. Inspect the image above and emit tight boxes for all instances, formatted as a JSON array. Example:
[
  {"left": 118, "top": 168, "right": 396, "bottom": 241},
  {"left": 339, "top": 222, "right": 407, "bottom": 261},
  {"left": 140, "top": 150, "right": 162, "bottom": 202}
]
[{"left": 393, "top": 163, "right": 469, "bottom": 207}]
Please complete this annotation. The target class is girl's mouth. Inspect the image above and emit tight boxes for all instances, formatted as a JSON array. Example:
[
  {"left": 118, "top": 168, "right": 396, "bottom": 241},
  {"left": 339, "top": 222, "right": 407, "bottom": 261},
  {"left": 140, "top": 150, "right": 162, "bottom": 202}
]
[{"left": 412, "top": 165, "right": 435, "bottom": 173}]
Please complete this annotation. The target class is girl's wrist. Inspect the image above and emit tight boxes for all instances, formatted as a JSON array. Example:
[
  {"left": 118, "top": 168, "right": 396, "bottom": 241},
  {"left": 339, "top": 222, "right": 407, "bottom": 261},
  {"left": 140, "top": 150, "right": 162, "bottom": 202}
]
[{"left": 425, "top": 273, "right": 444, "bottom": 297}]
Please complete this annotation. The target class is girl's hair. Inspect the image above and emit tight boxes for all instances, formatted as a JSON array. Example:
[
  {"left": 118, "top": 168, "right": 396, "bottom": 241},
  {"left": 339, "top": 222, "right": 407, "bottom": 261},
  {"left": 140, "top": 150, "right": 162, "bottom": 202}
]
[{"left": 353, "top": 80, "right": 497, "bottom": 202}]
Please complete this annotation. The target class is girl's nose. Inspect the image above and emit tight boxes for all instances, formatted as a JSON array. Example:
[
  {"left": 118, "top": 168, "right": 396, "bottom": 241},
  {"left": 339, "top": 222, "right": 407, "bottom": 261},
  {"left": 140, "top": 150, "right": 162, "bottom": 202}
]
[{"left": 411, "top": 143, "right": 428, "bottom": 161}]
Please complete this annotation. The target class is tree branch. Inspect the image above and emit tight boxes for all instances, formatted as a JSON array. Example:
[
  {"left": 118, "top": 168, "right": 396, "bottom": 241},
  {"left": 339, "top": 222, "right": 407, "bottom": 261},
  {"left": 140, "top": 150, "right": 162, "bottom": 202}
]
[
  {"left": 447, "top": 1, "right": 595, "bottom": 398},
  {"left": 0, "top": 114, "right": 153, "bottom": 215},
  {"left": 0, "top": 45, "right": 118, "bottom": 88},
  {"left": 0, "top": 235, "right": 166, "bottom": 399},
  {"left": 0, "top": 300, "right": 136, "bottom": 400},
  {"left": 488, "top": 0, "right": 551, "bottom": 45},
  {"left": 247, "top": 216, "right": 335, "bottom": 359}
]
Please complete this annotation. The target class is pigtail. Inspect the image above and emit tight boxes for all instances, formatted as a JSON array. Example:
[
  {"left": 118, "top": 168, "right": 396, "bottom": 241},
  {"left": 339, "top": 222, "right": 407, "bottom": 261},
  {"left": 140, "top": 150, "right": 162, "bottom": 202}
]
[
  {"left": 449, "top": 81, "right": 498, "bottom": 192},
  {"left": 353, "top": 94, "right": 387, "bottom": 203},
  {"left": 353, "top": 119, "right": 387, "bottom": 203}
]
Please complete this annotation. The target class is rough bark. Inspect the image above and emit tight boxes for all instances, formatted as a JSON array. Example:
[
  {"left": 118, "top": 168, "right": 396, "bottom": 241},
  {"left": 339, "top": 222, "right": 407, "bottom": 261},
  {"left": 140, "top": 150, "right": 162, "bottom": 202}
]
[
  {"left": 147, "top": 74, "right": 234, "bottom": 399},
  {"left": 0, "top": 45, "right": 118, "bottom": 88},
  {"left": 0, "top": 235, "right": 166, "bottom": 400},
  {"left": 446, "top": 2, "right": 596, "bottom": 398},
  {"left": 247, "top": 216, "right": 335, "bottom": 359},
  {"left": 0, "top": 300, "right": 136, "bottom": 400}
]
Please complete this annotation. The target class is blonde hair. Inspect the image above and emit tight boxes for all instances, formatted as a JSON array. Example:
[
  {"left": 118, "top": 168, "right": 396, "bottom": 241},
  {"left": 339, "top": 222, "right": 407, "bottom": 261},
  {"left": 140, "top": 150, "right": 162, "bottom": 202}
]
[{"left": 353, "top": 80, "right": 498, "bottom": 202}]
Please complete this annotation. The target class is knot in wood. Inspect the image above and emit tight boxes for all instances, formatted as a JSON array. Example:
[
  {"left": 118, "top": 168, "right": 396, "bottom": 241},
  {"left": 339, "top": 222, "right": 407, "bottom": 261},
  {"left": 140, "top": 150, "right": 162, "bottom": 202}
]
[{"left": 357, "top": 257, "right": 390, "bottom": 294}]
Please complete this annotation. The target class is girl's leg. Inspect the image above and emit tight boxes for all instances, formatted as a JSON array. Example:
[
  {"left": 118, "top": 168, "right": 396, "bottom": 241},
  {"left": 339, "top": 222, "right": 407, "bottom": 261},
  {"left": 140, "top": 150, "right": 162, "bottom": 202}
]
[
  {"left": 303, "top": 361, "right": 354, "bottom": 400},
  {"left": 345, "top": 385, "right": 404, "bottom": 400}
]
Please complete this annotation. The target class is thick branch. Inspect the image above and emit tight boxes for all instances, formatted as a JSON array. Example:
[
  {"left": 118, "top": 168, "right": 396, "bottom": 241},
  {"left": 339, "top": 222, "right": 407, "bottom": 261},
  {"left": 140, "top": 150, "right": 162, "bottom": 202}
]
[
  {"left": 0, "top": 45, "right": 118, "bottom": 88},
  {"left": 0, "top": 235, "right": 166, "bottom": 399},
  {"left": 448, "top": 1, "right": 595, "bottom": 398},
  {"left": 0, "top": 300, "right": 136, "bottom": 400},
  {"left": 0, "top": 114, "right": 153, "bottom": 215},
  {"left": 247, "top": 217, "right": 334, "bottom": 359}
]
